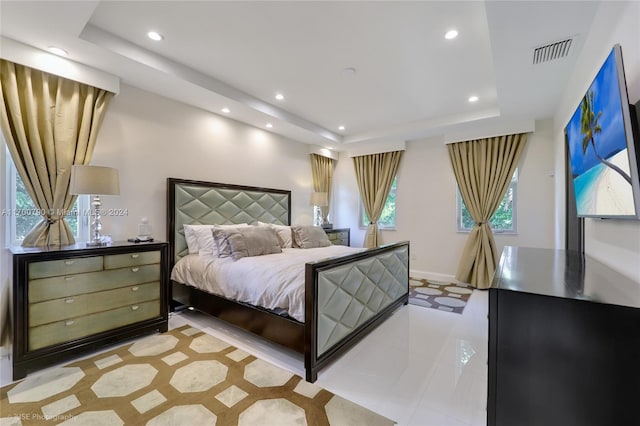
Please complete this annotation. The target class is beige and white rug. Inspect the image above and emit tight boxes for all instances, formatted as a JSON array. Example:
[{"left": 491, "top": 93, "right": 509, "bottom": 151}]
[
  {"left": 1, "top": 325, "right": 394, "bottom": 425},
  {"left": 409, "top": 278, "right": 473, "bottom": 314}
]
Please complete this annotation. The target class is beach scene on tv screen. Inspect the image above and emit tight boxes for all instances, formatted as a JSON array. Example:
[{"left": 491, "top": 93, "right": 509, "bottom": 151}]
[{"left": 566, "top": 49, "right": 636, "bottom": 217}]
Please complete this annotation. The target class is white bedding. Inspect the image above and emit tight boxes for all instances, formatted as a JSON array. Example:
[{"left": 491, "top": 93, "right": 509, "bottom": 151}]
[{"left": 171, "top": 245, "right": 363, "bottom": 322}]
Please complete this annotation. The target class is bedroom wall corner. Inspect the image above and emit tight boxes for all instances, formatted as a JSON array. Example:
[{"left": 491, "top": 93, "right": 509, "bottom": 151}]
[
  {"left": 90, "top": 84, "right": 316, "bottom": 242},
  {"left": 332, "top": 151, "right": 364, "bottom": 247}
]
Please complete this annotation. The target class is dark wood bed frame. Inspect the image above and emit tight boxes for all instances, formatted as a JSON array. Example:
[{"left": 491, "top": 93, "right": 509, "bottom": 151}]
[{"left": 167, "top": 178, "right": 409, "bottom": 382}]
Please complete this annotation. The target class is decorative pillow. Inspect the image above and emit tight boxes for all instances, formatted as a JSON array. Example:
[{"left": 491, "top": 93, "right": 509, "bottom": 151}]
[
  {"left": 291, "top": 225, "right": 332, "bottom": 249},
  {"left": 257, "top": 221, "right": 293, "bottom": 248},
  {"left": 183, "top": 224, "right": 201, "bottom": 254},
  {"left": 184, "top": 223, "right": 248, "bottom": 256},
  {"left": 214, "top": 226, "right": 282, "bottom": 260}
]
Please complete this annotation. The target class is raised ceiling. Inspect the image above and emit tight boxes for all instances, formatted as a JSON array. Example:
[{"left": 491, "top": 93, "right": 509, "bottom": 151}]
[{"left": 0, "top": 1, "right": 600, "bottom": 148}]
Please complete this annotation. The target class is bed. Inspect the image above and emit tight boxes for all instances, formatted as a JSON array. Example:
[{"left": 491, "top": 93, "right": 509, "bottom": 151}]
[{"left": 167, "top": 178, "right": 409, "bottom": 382}]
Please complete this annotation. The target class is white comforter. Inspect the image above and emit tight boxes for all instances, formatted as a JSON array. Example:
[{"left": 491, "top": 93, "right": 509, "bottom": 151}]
[{"left": 171, "top": 246, "right": 363, "bottom": 322}]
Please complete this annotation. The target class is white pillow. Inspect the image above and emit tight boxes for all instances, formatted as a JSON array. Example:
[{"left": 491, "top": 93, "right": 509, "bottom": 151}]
[
  {"left": 257, "top": 221, "right": 293, "bottom": 248},
  {"left": 183, "top": 224, "right": 248, "bottom": 256},
  {"left": 183, "top": 224, "right": 203, "bottom": 254}
]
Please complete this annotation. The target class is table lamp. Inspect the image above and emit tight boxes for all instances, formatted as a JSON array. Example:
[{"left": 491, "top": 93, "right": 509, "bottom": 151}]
[
  {"left": 70, "top": 165, "right": 120, "bottom": 246},
  {"left": 310, "top": 191, "right": 328, "bottom": 227}
]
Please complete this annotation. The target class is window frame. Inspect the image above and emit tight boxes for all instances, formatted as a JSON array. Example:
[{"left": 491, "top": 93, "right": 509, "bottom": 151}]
[
  {"left": 456, "top": 169, "right": 518, "bottom": 234},
  {"left": 4, "top": 144, "right": 90, "bottom": 246},
  {"left": 358, "top": 176, "right": 398, "bottom": 230}
]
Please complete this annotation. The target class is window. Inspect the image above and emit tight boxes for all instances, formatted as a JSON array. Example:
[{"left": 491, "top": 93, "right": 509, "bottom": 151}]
[
  {"left": 457, "top": 169, "right": 518, "bottom": 233},
  {"left": 359, "top": 177, "right": 397, "bottom": 229},
  {"left": 4, "top": 145, "right": 89, "bottom": 245}
]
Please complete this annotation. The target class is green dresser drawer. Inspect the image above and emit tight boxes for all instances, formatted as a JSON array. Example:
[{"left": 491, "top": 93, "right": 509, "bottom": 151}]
[
  {"left": 29, "top": 300, "right": 160, "bottom": 350},
  {"left": 326, "top": 229, "right": 349, "bottom": 245},
  {"left": 29, "top": 264, "right": 161, "bottom": 303},
  {"left": 28, "top": 256, "right": 103, "bottom": 279},
  {"left": 104, "top": 251, "right": 161, "bottom": 269},
  {"left": 29, "top": 282, "right": 160, "bottom": 326}
]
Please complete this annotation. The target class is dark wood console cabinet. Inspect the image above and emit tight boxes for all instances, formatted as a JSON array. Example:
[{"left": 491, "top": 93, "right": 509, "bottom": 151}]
[
  {"left": 488, "top": 246, "right": 640, "bottom": 426},
  {"left": 11, "top": 241, "right": 169, "bottom": 380}
]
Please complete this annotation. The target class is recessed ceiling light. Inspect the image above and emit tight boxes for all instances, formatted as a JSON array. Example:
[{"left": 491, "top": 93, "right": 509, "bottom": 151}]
[
  {"left": 221, "top": 108, "right": 230, "bottom": 113},
  {"left": 445, "top": 30, "right": 458, "bottom": 40},
  {"left": 275, "top": 93, "right": 284, "bottom": 101},
  {"left": 468, "top": 95, "right": 479, "bottom": 103},
  {"left": 338, "top": 126, "right": 345, "bottom": 131},
  {"left": 147, "top": 31, "right": 164, "bottom": 41},
  {"left": 266, "top": 123, "right": 273, "bottom": 128},
  {"left": 47, "top": 46, "right": 68, "bottom": 56}
]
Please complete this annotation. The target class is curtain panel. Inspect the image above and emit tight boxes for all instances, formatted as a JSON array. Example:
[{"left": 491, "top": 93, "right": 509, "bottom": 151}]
[
  {"left": 447, "top": 133, "right": 528, "bottom": 289},
  {"left": 0, "top": 60, "right": 114, "bottom": 246},
  {"left": 310, "top": 153, "right": 335, "bottom": 224},
  {"left": 352, "top": 150, "right": 403, "bottom": 248}
]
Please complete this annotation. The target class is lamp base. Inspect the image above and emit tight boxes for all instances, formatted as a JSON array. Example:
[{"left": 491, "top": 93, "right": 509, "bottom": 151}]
[
  {"left": 85, "top": 240, "right": 108, "bottom": 247},
  {"left": 321, "top": 223, "right": 333, "bottom": 230}
]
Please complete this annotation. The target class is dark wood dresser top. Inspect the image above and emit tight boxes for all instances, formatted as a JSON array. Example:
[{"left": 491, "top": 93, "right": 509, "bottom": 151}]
[{"left": 491, "top": 246, "right": 640, "bottom": 309}]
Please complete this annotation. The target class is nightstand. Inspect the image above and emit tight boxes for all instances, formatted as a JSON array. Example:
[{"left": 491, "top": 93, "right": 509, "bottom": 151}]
[
  {"left": 10, "top": 241, "right": 169, "bottom": 380},
  {"left": 325, "top": 228, "right": 350, "bottom": 246}
]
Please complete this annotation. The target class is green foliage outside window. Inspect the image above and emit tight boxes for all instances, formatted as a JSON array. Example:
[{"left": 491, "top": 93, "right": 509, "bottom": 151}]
[
  {"left": 362, "top": 178, "right": 397, "bottom": 228},
  {"left": 460, "top": 187, "right": 514, "bottom": 231},
  {"left": 15, "top": 174, "right": 78, "bottom": 241}
]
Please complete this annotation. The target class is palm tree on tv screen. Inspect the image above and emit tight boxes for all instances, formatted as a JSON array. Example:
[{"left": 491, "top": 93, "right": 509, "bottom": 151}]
[{"left": 580, "top": 91, "right": 632, "bottom": 184}]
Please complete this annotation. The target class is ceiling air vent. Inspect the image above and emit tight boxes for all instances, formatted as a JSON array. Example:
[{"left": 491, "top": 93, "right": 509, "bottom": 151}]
[{"left": 533, "top": 38, "right": 573, "bottom": 64}]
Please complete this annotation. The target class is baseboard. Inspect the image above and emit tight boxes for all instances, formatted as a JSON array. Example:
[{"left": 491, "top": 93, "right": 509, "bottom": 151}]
[{"left": 410, "top": 269, "right": 458, "bottom": 283}]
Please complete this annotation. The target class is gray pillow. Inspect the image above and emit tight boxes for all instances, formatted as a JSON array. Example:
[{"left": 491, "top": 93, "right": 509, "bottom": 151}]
[
  {"left": 291, "top": 225, "right": 332, "bottom": 249},
  {"left": 257, "top": 221, "right": 293, "bottom": 248},
  {"left": 213, "top": 226, "right": 282, "bottom": 260}
]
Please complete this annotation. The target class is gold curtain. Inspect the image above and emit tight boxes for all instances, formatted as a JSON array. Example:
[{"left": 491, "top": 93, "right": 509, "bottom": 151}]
[
  {"left": 310, "top": 153, "right": 335, "bottom": 224},
  {"left": 448, "top": 133, "right": 528, "bottom": 289},
  {"left": 0, "top": 60, "right": 114, "bottom": 246},
  {"left": 353, "top": 150, "right": 403, "bottom": 248}
]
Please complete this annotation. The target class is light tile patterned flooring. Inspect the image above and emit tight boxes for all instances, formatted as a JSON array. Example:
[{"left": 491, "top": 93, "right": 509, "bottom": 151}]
[{"left": 1, "top": 290, "right": 489, "bottom": 426}]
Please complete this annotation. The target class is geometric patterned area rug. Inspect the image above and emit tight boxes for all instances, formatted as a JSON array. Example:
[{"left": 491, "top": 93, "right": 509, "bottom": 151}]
[
  {"left": 409, "top": 277, "right": 473, "bottom": 314},
  {"left": 1, "top": 325, "right": 394, "bottom": 425}
]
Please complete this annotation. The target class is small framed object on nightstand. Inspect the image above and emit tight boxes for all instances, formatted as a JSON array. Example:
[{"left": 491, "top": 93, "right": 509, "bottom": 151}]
[{"left": 325, "top": 228, "right": 350, "bottom": 246}]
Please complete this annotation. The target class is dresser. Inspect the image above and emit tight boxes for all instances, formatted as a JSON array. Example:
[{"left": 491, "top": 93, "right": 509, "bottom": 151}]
[
  {"left": 488, "top": 246, "right": 640, "bottom": 426},
  {"left": 10, "top": 241, "right": 169, "bottom": 380},
  {"left": 325, "top": 228, "right": 350, "bottom": 246}
]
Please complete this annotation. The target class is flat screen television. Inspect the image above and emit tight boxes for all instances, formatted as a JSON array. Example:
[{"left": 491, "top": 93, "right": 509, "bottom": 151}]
[{"left": 565, "top": 44, "right": 640, "bottom": 219}]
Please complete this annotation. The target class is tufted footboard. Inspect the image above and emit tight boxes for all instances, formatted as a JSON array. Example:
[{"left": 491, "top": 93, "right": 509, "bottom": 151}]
[{"left": 304, "top": 241, "right": 409, "bottom": 382}]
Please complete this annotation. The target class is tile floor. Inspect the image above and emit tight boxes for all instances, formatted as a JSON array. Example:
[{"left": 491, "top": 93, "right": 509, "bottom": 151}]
[{"left": 1, "top": 289, "right": 489, "bottom": 426}]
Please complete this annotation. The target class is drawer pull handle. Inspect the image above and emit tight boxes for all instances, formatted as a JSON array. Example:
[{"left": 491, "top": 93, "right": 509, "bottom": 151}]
[
  {"left": 131, "top": 267, "right": 139, "bottom": 272},
  {"left": 131, "top": 305, "right": 140, "bottom": 311},
  {"left": 64, "top": 260, "right": 74, "bottom": 265},
  {"left": 131, "top": 286, "right": 139, "bottom": 292},
  {"left": 65, "top": 320, "right": 74, "bottom": 326},
  {"left": 131, "top": 254, "right": 139, "bottom": 259},
  {"left": 65, "top": 298, "right": 74, "bottom": 304},
  {"left": 64, "top": 276, "right": 74, "bottom": 281}
]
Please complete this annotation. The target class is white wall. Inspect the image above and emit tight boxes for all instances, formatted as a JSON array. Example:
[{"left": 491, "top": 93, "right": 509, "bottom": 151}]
[
  {"left": 91, "top": 84, "right": 315, "bottom": 242},
  {"left": 553, "top": 1, "right": 640, "bottom": 282},
  {"left": 334, "top": 119, "right": 556, "bottom": 280}
]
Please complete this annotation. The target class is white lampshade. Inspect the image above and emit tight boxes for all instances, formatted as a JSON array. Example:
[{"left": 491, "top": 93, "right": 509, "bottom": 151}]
[
  {"left": 70, "top": 165, "right": 120, "bottom": 195},
  {"left": 310, "top": 191, "right": 328, "bottom": 207}
]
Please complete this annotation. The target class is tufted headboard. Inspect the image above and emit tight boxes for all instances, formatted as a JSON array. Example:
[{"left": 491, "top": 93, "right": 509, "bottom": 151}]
[{"left": 167, "top": 178, "right": 291, "bottom": 267}]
